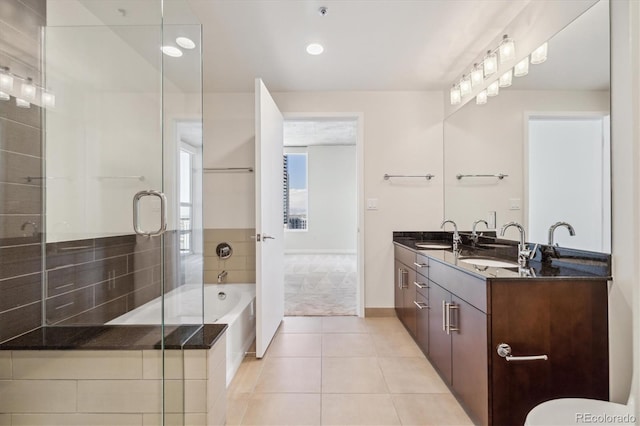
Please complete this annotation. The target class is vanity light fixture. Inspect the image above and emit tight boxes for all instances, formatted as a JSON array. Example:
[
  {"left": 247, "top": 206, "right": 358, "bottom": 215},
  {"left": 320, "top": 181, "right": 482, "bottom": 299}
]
[
  {"left": 531, "top": 42, "right": 548, "bottom": 64},
  {"left": 450, "top": 85, "right": 461, "bottom": 105},
  {"left": 476, "top": 89, "right": 488, "bottom": 105},
  {"left": 21, "top": 78, "right": 36, "bottom": 100},
  {"left": 498, "top": 69, "right": 513, "bottom": 87},
  {"left": 15, "top": 98, "right": 30, "bottom": 108},
  {"left": 487, "top": 80, "right": 499, "bottom": 97},
  {"left": 175, "top": 37, "right": 195, "bottom": 50},
  {"left": 471, "top": 64, "right": 484, "bottom": 87},
  {"left": 161, "top": 46, "right": 183, "bottom": 57},
  {"left": 514, "top": 56, "right": 529, "bottom": 77},
  {"left": 0, "top": 67, "right": 13, "bottom": 91},
  {"left": 459, "top": 75, "right": 472, "bottom": 97},
  {"left": 0, "top": 91, "right": 8, "bottom": 101},
  {"left": 0, "top": 65, "right": 55, "bottom": 108},
  {"left": 499, "top": 35, "right": 515, "bottom": 64},
  {"left": 306, "top": 43, "right": 324, "bottom": 55},
  {"left": 483, "top": 50, "right": 498, "bottom": 77},
  {"left": 42, "top": 92, "right": 55, "bottom": 108}
]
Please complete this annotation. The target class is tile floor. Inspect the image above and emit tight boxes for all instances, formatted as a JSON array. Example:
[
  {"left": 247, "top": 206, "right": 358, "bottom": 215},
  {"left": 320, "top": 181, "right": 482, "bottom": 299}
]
[
  {"left": 226, "top": 316, "right": 473, "bottom": 425},
  {"left": 284, "top": 255, "right": 358, "bottom": 316}
]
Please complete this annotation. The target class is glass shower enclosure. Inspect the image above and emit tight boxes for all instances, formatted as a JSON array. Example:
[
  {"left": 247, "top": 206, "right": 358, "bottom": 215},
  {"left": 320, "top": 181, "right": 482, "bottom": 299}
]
[{"left": 43, "top": 0, "right": 203, "bottom": 422}]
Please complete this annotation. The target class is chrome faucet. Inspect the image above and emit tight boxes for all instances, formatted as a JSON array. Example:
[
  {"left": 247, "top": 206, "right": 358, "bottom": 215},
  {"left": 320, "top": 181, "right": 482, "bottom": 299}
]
[
  {"left": 548, "top": 221, "right": 575, "bottom": 246},
  {"left": 441, "top": 220, "right": 461, "bottom": 251},
  {"left": 20, "top": 221, "right": 38, "bottom": 237},
  {"left": 471, "top": 219, "right": 489, "bottom": 243},
  {"left": 500, "top": 222, "right": 532, "bottom": 267},
  {"left": 217, "top": 270, "right": 228, "bottom": 284}
]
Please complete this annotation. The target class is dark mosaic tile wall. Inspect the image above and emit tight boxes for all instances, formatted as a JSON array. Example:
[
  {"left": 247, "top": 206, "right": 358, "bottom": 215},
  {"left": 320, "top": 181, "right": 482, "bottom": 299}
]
[{"left": 0, "top": 0, "right": 46, "bottom": 343}]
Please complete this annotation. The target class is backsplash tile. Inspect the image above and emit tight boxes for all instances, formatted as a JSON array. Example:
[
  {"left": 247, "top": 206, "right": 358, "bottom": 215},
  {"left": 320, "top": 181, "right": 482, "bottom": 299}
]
[{"left": 203, "top": 228, "right": 256, "bottom": 284}]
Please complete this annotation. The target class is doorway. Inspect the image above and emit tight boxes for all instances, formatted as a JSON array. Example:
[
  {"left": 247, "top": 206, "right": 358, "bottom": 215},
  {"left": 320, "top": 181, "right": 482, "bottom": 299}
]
[{"left": 282, "top": 117, "right": 361, "bottom": 316}]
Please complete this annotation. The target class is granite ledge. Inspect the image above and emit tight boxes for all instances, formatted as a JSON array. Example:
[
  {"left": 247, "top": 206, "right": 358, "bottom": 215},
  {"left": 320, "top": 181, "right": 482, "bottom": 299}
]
[{"left": 0, "top": 323, "right": 227, "bottom": 350}]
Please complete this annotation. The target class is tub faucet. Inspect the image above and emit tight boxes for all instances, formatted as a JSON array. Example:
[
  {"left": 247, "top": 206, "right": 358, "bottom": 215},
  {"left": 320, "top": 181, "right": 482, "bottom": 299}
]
[
  {"left": 500, "top": 222, "right": 533, "bottom": 267},
  {"left": 471, "top": 219, "right": 489, "bottom": 243},
  {"left": 441, "top": 220, "right": 460, "bottom": 251},
  {"left": 217, "top": 270, "right": 228, "bottom": 284},
  {"left": 548, "top": 221, "right": 575, "bottom": 246},
  {"left": 20, "top": 221, "right": 38, "bottom": 238}
]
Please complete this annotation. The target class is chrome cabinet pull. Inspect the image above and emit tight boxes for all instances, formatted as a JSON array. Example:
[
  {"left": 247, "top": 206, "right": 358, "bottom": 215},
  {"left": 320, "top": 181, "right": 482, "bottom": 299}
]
[
  {"left": 401, "top": 269, "right": 408, "bottom": 288},
  {"left": 413, "top": 300, "right": 428, "bottom": 310},
  {"left": 414, "top": 281, "right": 428, "bottom": 289},
  {"left": 496, "top": 343, "right": 548, "bottom": 361},
  {"left": 398, "top": 268, "right": 403, "bottom": 289},
  {"left": 447, "top": 303, "right": 459, "bottom": 334},
  {"left": 442, "top": 300, "right": 447, "bottom": 332},
  {"left": 413, "top": 262, "right": 428, "bottom": 268},
  {"left": 133, "top": 190, "right": 167, "bottom": 237}
]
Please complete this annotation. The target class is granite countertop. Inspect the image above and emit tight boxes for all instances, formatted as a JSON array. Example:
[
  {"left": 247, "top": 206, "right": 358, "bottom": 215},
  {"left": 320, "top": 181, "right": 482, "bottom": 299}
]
[
  {"left": 394, "top": 231, "right": 612, "bottom": 281},
  {"left": 0, "top": 324, "right": 227, "bottom": 351}
]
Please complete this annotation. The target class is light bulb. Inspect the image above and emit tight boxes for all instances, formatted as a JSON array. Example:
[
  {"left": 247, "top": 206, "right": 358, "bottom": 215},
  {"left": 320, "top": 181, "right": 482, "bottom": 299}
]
[
  {"left": 483, "top": 51, "right": 497, "bottom": 77},
  {"left": 42, "top": 92, "right": 56, "bottom": 108},
  {"left": 499, "top": 35, "right": 515, "bottom": 64},
  {"left": 459, "top": 77, "right": 472, "bottom": 97},
  {"left": 499, "top": 69, "right": 513, "bottom": 88},
  {"left": 0, "top": 91, "right": 9, "bottom": 101},
  {"left": 175, "top": 37, "right": 196, "bottom": 50},
  {"left": 514, "top": 57, "right": 529, "bottom": 77},
  {"left": 471, "top": 65, "right": 484, "bottom": 87},
  {"left": 161, "top": 46, "right": 183, "bottom": 57},
  {"left": 15, "top": 98, "right": 30, "bottom": 108},
  {"left": 450, "top": 86, "right": 461, "bottom": 105},
  {"left": 531, "top": 42, "right": 548, "bottom": 64},
  {"left": 476, "top": 90, "right": 487, "bottom": 105},
  {"left": 21, "top": 80, "right": 36, "bottom": 100},
  {"left": 0, "top": 73, "right": 13, "bottom": 91},
  {"left": 487, "top": 80, "right": 499, "bottom": 97}
]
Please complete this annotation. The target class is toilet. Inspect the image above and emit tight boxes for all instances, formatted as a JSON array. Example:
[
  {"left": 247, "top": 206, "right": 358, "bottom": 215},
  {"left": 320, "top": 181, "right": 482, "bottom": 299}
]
[{"left": 525, "top": 398, "right": 635, "bottom": 425}]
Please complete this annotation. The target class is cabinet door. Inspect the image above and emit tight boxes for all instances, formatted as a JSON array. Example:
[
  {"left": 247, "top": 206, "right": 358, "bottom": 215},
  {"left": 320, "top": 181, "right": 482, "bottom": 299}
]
[
  {"left": 490, "top": 280, "right": 609, "bottom": 426},
  {"left": 451, "top": 296, "right": 488, "bottom": 426},
  {"left": 415, "top": 290, "right": 429, "bottom": 355},
  {"left": 403, "top": 267, "right": 417, "bottom": 336},
  {"left": 427, "top": 282, "right": 452, "bottom": 384}
]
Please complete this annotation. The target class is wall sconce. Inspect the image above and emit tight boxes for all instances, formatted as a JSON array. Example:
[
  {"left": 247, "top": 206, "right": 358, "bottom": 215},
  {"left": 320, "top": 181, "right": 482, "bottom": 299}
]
[
  {"left": 514, "top": 57, "right": 529, "bottom": 77},
  {"left": 499, "top": 35, "right": 516, "bottom": 64},
  {"left": 476, "top": 89, "right": 488, "bottom": 105},
  {"left": 487, "top": 80, "right": 499, "bottom": 97},
  {"left": 450, "top": 85, "right": 461, "bottom": 105},
  {"left": 471, "top": 64, "right": 484, "bottom": 88},
  {"left": 498, "top": 69, "right": 513, "bottom": 87},
  {"left": 531, "top": 42, "right": 548, "bottom": 64},
  {"left": 0, "top": 66, "right": 55, "bottom": 109}
]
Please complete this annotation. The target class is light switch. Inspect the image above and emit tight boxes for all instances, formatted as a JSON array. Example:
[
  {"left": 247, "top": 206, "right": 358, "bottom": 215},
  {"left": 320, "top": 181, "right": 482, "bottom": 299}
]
[
  {"left": 509, "top": 198, "right": 521, "bottom": 211},
  {"left": 487, "top": 211, "right": 496, "bottom": 229},
  {"left": 367, "top": 198, "right": 378, "bottom": 210}
]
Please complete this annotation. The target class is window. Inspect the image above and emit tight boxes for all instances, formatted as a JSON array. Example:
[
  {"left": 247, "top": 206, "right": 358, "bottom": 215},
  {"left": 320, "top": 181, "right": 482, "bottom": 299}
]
[
  {"left": 179, "top": 149, "right": 193, "bottom": 253},
  {"left": 283, "top": 153, "right": 308, "bottom": 230}
]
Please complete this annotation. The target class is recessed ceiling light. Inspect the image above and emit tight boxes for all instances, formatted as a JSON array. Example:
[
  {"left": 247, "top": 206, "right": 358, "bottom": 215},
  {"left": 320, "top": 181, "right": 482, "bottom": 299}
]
[
  {"left": 306, "top": 43, "right": 324, "bottom": 55},
  {"left": 176, "top": 37, "right": 196, "bottom": 50},
  {"left": 161, "top": 46, "right": 183, "bottom": 57}
]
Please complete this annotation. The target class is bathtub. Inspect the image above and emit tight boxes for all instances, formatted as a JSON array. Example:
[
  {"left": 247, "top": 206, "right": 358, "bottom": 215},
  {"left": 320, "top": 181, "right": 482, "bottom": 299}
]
[{"left": 108, "top": 283, "right": 256, "bottom": 385}]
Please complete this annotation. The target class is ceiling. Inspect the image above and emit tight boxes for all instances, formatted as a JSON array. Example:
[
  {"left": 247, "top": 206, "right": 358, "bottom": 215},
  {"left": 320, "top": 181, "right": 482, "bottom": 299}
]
[{"left": 185, "top": 0, "right": 532, "bottom": 92}]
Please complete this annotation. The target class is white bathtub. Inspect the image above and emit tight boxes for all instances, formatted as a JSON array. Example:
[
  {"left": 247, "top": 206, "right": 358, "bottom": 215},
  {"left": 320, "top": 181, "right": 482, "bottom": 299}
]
[{"left": 108, "top": 283, "right": 256, "bottom": 385}]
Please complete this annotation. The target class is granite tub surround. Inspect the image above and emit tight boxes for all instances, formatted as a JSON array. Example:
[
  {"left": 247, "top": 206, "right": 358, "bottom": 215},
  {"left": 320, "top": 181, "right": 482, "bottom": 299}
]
[
  {"left": 204, "top": 228, "right": 256, "bottom": 284},
  {"left": 0, "top": 327, "right": 227, "bottom": 426},
  {"left": 392, "top": 231, "right": 611, "bottom": 280}
]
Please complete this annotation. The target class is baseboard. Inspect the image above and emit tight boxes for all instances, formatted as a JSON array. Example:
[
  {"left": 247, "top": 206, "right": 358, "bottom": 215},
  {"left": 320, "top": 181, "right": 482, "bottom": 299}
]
[
  {"left": 284, "top": 249, "right": 357, "bottom": 255},
  {"left": 364, "top": 308, "right": 396, "bottom": 317}
]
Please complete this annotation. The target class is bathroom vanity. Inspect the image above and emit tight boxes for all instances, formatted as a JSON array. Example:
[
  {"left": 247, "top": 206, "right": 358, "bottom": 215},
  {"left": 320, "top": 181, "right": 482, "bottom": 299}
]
[{"left": 393, "top": 232, "right": 610, "bottom": 426}]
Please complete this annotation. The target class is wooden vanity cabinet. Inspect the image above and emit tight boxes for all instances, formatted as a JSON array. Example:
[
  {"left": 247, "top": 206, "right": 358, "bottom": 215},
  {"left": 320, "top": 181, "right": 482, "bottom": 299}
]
[{"left": 393, "top": 258, "right": 416, "bottom": 336}]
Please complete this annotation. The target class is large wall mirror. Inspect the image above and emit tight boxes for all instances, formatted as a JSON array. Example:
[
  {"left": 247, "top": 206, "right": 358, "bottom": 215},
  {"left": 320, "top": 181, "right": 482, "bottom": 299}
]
[{"left": 443, "top": 0, "right": 610, "bottom": 253}]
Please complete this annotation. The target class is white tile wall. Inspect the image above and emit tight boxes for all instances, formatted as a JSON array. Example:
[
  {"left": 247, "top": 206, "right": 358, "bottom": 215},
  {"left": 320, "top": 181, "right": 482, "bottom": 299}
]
[
  {"left": 142, "top": 350, "right": 184, "bottom": 380},
  {"left": 0, "top": 380, "right": 77, "bottom": 413},
  {"left": 10, "top": 413, "right": 143, "bottom": 426},
  {"left": 184, "top": 350, "right": 207, "bottom": 379},
  {"left": 0, "top": 352, "right": 11, "bottom": 379},
  {"left": 0, "top": 414, "right": 9, "bottom": 426},
  {"left": 77, "top": 380, "right": 163, "bottom": 413},
  {"left": 12, "top": 351, "right": 142, "bottom": 380},
  {"left": 185, "top": 380, "right": 207, "bottom": 413}
]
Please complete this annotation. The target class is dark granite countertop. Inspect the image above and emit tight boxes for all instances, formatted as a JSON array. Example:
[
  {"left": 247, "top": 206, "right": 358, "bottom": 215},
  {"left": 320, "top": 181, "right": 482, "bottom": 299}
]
[
  {"left": 0, "top": 324, "right": 227, "bottom": 350},
  {"left": 394, "top": 231, "right": 612, "bottom": 281}
]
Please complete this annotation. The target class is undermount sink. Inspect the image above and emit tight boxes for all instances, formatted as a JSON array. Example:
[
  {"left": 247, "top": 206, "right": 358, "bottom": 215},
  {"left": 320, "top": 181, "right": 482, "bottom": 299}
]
[
  {"left": 459, "top": 257, "right": 519, "bottom": 268},
  {"left": 416, "top": 242, "right": 451, "bottom": 249}
]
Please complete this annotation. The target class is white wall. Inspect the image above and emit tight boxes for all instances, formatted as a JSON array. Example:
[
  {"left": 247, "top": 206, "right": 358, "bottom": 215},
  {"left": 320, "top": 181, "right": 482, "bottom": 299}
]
[
  {"left": 443, "top": 90, "right": 609, "bottom": 237},
  {"left": 284, "top": 144, "right": 357, "bottom": 253},
  {"left": 203, "top": 91, "right": 444, "bottom": 308}
]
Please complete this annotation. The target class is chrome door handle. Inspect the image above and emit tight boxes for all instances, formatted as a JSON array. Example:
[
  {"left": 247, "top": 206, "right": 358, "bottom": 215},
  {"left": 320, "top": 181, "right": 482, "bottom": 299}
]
[
  {"left": 414, "top": 281, "right": 428, "bottom": 289},
  {"left": 413, "top": 301, "right": 428, "bottom": 310},
  {"left": 413, "top": 262, "right": 428, "bottom": 268},
  {"left": 133, "top": 190, "right": 167, "bottom": 237},
  {"left": 496, "top": 343, "right": 548, "bottom": 361},
  {"left": 262, "top": 234, "right": 275, "bottom": 240}
]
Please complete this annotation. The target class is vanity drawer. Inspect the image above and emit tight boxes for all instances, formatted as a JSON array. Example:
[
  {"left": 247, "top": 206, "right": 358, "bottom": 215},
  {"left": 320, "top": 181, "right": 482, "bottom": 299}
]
[
  {"left": 414, "top": 270, "right": 429, "bottom": 297},
  {"left": 429, "top": 259, "right": 487, "bottom": 313},
  {"left": 414, "top": 253, "right": 430, "bottom": 273},
  {"left": 394, "top": 244, "right": 415, "bottom": 268}
]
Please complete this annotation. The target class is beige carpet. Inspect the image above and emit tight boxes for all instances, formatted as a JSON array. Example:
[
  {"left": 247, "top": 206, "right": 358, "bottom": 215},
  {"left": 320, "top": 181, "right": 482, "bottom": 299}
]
[{"left": 284, "top": 254, "right": 357, "bottom": 316}]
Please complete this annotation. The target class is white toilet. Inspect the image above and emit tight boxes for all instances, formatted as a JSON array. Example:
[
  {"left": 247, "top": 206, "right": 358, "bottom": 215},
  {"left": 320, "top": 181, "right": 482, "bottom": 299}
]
[{"left": 524, "top": 397, "right": 635, "bottom": 425}]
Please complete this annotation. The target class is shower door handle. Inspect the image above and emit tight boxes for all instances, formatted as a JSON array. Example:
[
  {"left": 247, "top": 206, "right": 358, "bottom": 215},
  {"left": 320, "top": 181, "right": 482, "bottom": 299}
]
[{"left": 133, "top": 190, "right": 167, "bottom": 237}]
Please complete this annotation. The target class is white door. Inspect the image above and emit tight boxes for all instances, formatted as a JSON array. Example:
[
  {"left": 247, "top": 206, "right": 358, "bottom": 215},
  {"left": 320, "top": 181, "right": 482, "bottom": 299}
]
[{"left": 255, "top": 79, "right": 285, "bottom": 358}]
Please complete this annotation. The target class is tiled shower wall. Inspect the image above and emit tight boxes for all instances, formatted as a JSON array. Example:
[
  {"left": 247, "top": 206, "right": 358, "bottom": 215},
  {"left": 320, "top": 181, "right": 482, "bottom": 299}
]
[
  {"left": 0, "top": 0, "right": 46, "bottom": 343},
  {"left": 203, "top": 229, "right": 256, "bottom": 284}
]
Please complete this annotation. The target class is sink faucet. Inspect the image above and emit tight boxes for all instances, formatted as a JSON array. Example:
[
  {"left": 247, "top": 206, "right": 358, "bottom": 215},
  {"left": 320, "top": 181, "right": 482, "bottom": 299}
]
[
  {"left": 471, "top": 219, "right": 489, "bottom": 243},
  {"left": 217, "top": 270, "right": 228, "bottom": 284},
  {"left": 500, "top": 222, "right": 532, "bottom": 267},
  {"left": 548, "top": 221, "right": 575, "bottom": 246},
  {"left": 441, "top": 220, "right": 461, "bottom": 251}
]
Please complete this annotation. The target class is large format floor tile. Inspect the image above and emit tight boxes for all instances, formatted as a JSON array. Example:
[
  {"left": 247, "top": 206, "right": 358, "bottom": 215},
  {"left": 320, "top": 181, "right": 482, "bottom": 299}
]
[
  {"left": 321, "top": 394, "right": 401, "bottom": 425},
  {"left": 240, "top": 393, "right": 321, "bottom": 425},
  {"left": 322, "top": 357, "right": 388, "bottom": 394},
  {"left": 254, "top": 357, "right": 321, "bottom": 393}
]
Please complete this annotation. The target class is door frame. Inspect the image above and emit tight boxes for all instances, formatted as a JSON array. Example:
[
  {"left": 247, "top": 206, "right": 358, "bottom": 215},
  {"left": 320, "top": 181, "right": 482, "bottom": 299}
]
[{"left": 282, "top": 112, "right": 365, "bottom": 317}]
